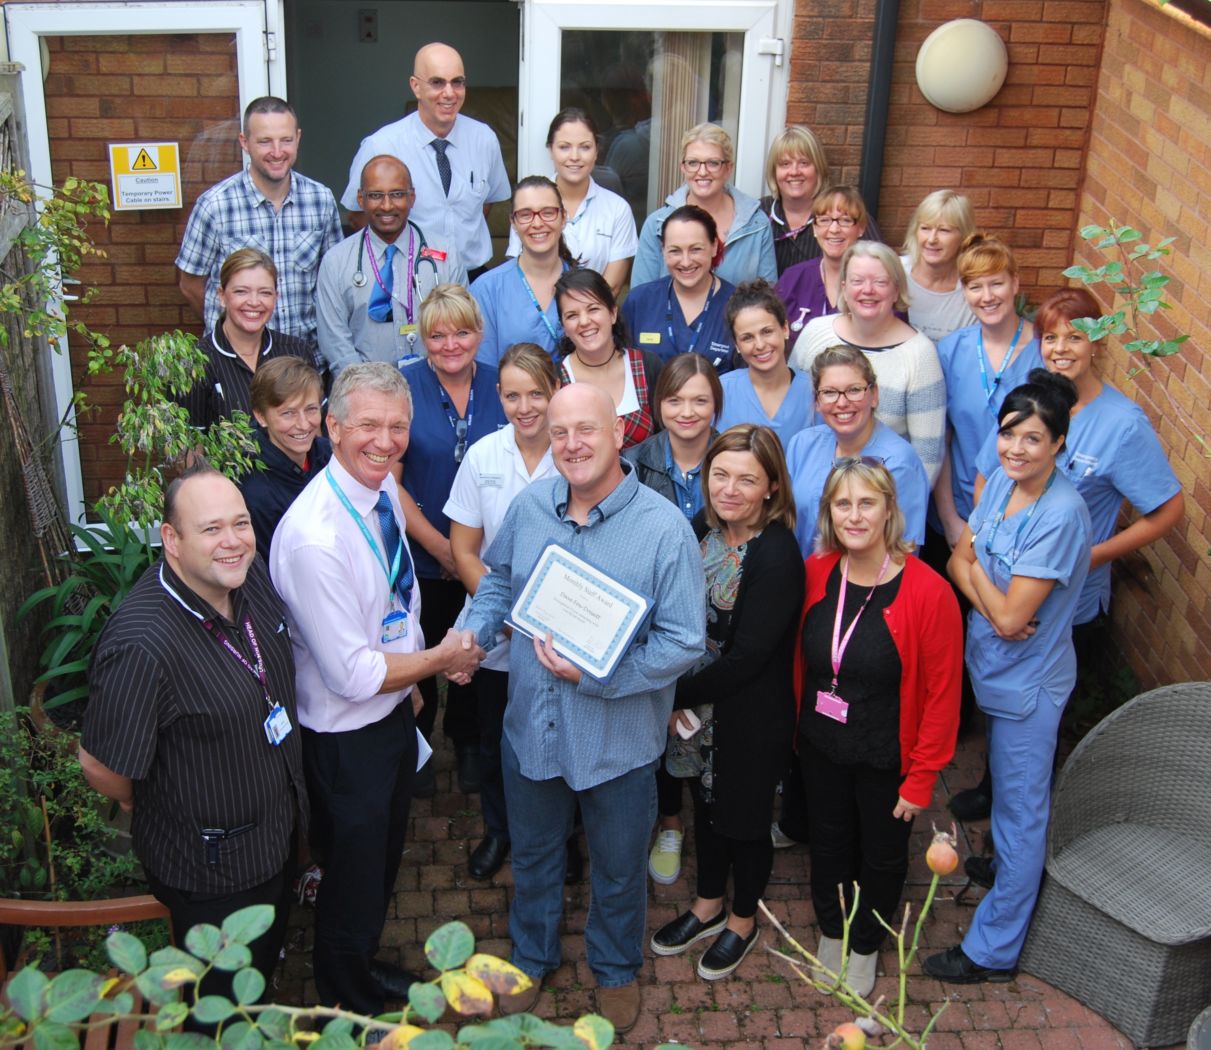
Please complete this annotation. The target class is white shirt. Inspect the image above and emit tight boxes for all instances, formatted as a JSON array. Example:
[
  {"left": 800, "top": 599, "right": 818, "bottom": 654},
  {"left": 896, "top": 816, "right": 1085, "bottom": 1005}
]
[
  {"left": 899, "top": 254, "right": 977, "bottom": 344},
  {"left": 561, "top": 356, "right": 640, "bottom": 416},
  {"left": 506, "top": 178, "right": 638, "bottom": 273},
  {"left": 270, "top": 455, "right": 423, "bottom": 733},
  {"left": 443, "top": 424, "right": 558, "bottom": 671},
  {"left": 341, "top": 112, "right": 511, "bottom": 270}
]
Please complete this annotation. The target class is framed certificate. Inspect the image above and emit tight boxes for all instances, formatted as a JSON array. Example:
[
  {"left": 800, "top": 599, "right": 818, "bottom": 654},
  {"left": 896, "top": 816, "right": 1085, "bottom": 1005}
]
[{"left": 509, "top": 544, "right": 650, "bottom": 680}]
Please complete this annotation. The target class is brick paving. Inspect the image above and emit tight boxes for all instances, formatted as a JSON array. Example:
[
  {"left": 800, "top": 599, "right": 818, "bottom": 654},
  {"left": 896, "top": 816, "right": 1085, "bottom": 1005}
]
[{"left": 274, "top": 723, "right": 1177, "bottom": 1049}]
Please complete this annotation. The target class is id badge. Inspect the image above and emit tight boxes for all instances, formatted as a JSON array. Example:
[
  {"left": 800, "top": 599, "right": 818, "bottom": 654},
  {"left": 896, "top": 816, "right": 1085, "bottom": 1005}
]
[
  {"left": 815, "top": 689, "right": 849, "bottom": 724},
  {"left": 382, "top": 608, "right": 409, "bottom": 643},
  {"left": 263, "top": 704, "right": 293, "bottom": 746},
  {"left": 399, "top": 323, "right": 418, "bottom": 339},
  {"left": 639, "top": 331, "right": 661, "bottom": 345}
]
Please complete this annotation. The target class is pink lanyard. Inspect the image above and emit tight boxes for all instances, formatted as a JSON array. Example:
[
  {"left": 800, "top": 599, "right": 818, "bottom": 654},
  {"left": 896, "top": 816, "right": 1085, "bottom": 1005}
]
[{"left": 828, "top": 553, "right": 890, "bottom": 693}]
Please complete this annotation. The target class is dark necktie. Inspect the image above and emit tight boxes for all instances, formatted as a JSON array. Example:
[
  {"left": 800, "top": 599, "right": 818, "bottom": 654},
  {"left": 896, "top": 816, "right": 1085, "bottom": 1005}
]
[
  {"left": 375, "top": 491, "right": 414, "bottom": 610},
  {"left": 367, "top": 243, "right": 396, "bottom": 322},
  {"left": 432, "top": 138, "right": 452, "bottom": 197}
]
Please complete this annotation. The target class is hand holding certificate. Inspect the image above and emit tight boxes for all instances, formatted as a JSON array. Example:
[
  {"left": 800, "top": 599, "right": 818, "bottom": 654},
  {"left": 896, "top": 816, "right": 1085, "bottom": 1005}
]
[{"left": 509, "top": 544, "right": 651, "bottom": 680}]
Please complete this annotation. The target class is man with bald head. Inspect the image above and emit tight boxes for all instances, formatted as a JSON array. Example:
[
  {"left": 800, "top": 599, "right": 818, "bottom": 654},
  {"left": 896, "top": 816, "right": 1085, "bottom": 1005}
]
[
  {"left": 318, "top": 155, "right": 466, "bottom": 375},
  {"left": 341, "top": 43, "right": 510, "bottom": 277},
  {"left": 80, "top": 461, "right": 306, "bottom": 1012},
  {"left": 462, "top": 384, "right": 705, "bottom": 1031}
]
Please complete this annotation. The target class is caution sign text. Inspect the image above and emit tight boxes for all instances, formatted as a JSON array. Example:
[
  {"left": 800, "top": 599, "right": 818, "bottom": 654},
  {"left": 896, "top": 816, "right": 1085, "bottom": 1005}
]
[{"left": 108, "top": 142, "right": 182, "bottom": 211}]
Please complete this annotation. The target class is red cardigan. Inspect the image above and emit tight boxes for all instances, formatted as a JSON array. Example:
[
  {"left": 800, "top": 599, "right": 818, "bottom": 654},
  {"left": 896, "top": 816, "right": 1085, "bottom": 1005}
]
[{"left": 794, "top": 551, "right": 963, "bottom": 808}]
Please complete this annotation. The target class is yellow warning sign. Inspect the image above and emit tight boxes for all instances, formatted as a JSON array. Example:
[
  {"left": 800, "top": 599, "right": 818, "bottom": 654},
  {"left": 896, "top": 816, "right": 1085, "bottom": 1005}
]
[{"left": 107, "top": 141, "right": 182, "bottom": 211}]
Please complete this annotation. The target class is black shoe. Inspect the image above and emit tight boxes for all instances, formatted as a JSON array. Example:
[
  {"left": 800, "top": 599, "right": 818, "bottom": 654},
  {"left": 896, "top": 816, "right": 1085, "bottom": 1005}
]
[
  {"left": 413, "top": 762, "right": 437, "bottom": 800},
  {"left": 922, "top": 946, "right": 1015, "bottom": 984},
  {"left": 948, "top": 785, "right": 992, "bottom": 822},
  {"left": 650, "top": 910, "right": 727, "bottom": 956},
  {"left": 964, "top": 855, "right": 995, "bottom": 889},
  {"left": 369, "top": 959, "right": 423, "bottom": 1000},
  {"left": 468, "top": 834, "right": 510, "bottom": 880},
  {"left": 457, "top": 746, "right": 483, "bottom": 795},
  {"left": 697, "top": 926, "right": 759, "bottom": 980},
  {"left": 564, "top": 835, "right": 583, "bottom": 885}
]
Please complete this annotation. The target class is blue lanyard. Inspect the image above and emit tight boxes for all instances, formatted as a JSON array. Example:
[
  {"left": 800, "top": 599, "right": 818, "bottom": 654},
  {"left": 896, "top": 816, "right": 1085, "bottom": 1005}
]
[
  {"left": 325, "top": 469, "right": 403, "bottom": 601},
  {"left": 364, "top": 226, "right": 416, "bottom": 325},
  {"left": 976, "top": 318, "right": 1026, "bottom": 405},
  {"left": 516, "top": 259, "right": 563, "bottom": 342},
  {"left": 666, "top": 276, "right": 719, "bottom": 355},
  {"left": 438, "top": 379, "right": 474, "bottom": 462},
  {"left": 983, "top": 468, "right": 1057, "bottom": 566}
]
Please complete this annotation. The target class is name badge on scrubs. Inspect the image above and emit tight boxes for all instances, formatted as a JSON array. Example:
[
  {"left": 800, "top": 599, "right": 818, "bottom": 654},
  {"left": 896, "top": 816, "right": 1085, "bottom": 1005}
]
[
  {"left": 400, "top": 323, "right": 418, "bottom": 339},
  {"left": 639, "top": 331, "right": 661, "bottom": 345},
  {"left": 264, "top": 704, "right": 293, "bottom": 746},
  {"left": 815, "top": 690, "right": 849, "bottom": 724},
  {"left": 382, "top": 608, "right": 409, "bottom": 643}
]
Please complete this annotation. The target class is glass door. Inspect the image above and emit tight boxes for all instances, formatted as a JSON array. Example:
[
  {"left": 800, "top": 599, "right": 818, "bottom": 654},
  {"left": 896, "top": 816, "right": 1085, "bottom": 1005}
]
[{"left": 518, "top": 0, "right": 787, "bottom": 215}]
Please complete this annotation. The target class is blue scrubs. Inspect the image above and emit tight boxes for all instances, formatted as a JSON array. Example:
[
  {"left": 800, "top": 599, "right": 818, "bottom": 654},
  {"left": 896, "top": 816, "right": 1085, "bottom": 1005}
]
[
  {"left": 784, "top": 420, "right": 929, "bottom": 557},
  {"left": 620, "top": 275, "right": 736, "bottom": 371},
  {"left": 399, "top": 360, "right": 508, "bottom": 579},
  {"left": 470, "top": 259, "right": 562, "bottom": 367},
  {"left": 936, "top": 324, "right": 1042, "bottom": 522},
  {"left": 717, "top": 368, "right": 817, "bottom": 440},
  {"left": 962, "top": 465, "right": 1092, "bottom": 970},
  {"left": 974, "top": 383, "right": 1179, "bottom": 625}
]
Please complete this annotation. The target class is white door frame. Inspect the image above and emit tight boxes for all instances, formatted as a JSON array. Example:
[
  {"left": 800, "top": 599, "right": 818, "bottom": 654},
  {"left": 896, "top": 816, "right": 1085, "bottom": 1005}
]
[
  {"left": 518, "top": 0, "right": 788, "bottom": 198},
  {"left": 4, "top": 0, "right": 278, "bottom": 526}
]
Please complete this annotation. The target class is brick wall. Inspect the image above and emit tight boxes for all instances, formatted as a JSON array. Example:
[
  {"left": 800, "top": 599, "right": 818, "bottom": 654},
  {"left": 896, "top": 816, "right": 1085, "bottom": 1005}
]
[
  {"left": 787, "top": 0, "right": 1107, "bottom": 298},
  {"left": 1073, "top": 0, "right": 1211, "bottom": 685},
  {"left": 43, "top": 33, "right": 240, "bottom": 507}
]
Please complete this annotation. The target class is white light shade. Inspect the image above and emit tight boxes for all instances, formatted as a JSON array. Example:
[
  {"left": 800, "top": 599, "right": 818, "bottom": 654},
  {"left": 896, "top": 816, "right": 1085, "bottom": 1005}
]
[{"left": 915, "top": 19, "right": 1009, "bottom": 114}]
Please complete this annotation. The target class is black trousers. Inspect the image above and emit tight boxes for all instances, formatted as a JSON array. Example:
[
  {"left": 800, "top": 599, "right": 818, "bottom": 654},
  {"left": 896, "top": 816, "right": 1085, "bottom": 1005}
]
[
  {"left": 690, "top": 782, "right": 774, "bottom": 919},
  {"left": 147, "top": 863, "right": 292, "bottom": 1031},
  {"left": 802, "top": 741, "right": 912, "bottom": 955},
  {"left": 303, "top": 704, "right": 417, "bottom": 1015},
  {"left": 415, "top": 577, "right": 479, "bottom": 748},
  {"left": 656, "top": 756, "right": 684, "bottom": 819},
  {"left": 475, "top": 668, "right": 509, "bottom": 838}
]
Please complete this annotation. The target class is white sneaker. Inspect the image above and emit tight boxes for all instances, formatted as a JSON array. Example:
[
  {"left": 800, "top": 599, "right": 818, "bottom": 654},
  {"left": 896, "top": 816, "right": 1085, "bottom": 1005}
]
[
  {"left": 647, "top": 829, "right": 683, "bottom": 884},
  {"left": 811, "top": 935, "right": 844, "bottom": 983},
  {"left": 770, "top": 822, "right": 799, "bottom": 849},
  {"left": 848, "top": 949, "right": 878, "bottom": 997}
]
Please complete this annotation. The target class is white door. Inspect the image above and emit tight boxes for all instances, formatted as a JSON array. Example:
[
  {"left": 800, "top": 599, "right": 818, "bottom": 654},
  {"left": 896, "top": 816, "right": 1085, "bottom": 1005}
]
[
  {"left": 517, "top": 0, "right": 790, "bottom": 216},
  {"left": 4, "top": 0, "right": 281, "bottom": 526}
]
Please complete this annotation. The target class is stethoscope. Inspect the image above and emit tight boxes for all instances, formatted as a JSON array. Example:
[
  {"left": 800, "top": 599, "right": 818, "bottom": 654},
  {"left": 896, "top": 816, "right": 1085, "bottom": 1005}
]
[{"left": 352, "top": 221, "right": 439, "bottom": 291}]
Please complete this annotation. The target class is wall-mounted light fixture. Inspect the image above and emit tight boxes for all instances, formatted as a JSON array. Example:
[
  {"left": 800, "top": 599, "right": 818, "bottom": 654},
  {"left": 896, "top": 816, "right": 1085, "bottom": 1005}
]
[{"left": 915, "top": 19, "right": 1009, "bottom": 114}]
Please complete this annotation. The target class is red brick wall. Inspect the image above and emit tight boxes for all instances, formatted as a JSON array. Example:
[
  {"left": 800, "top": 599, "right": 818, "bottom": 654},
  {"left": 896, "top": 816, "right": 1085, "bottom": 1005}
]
[
  {"left": 43, "top": 33, "right": 240, "bottom": 506},
  {"left": 787, "top": 0, "right": 1107, "bottom": 298},
  {"left": 1073, "top": 0, "right": 1211, "bottom": 685}
]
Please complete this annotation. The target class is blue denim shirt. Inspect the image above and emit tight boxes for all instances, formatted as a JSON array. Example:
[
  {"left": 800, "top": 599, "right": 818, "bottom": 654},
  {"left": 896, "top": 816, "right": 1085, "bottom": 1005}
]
[{"left": 464, "top": 464, "right": 706, "bottom": 790}]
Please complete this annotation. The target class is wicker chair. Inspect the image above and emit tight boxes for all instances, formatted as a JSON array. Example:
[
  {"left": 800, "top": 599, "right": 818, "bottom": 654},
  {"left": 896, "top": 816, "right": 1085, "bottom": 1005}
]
[{"left": 1020, "top": 682, "right": 1211, "bottom": 1047}]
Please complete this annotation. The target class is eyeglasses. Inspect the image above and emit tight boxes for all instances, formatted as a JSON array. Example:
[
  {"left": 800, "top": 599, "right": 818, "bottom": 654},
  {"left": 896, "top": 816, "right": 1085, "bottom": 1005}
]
[
  {"left": 845, "top": 277, "right": 891, "bottom": 291},
  {"left": 423, "top": 76, "right": 466, "bottom": 90},
  {"left": 834, "top": 455, "right": 885, "bottom": 467},
  {"left": 817, "top": 215, "right": 857, "bottom": 229},
  {"left": 362, "top": 190, "right": 414, "bottom": 203},
  {"left": 817, "top": 384, "right": 871, "bottom": 404},
  {"left": 454, "top": 418, "right": 469, "bottom": 463},
  {"left": 512, "top": 206, "right": 562, "bottom": 225},
  {"left": 681, "top": 158, "right": 726, "bottom": 173}
]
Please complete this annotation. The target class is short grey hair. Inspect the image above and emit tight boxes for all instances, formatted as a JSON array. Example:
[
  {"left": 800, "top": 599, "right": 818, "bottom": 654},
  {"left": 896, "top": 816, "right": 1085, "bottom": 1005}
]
[
  {"left": 839, "top": 241, "right": 912, "bottom": 315},
  {"left": 329, "top": 362, "right": 412, "bottom": 422}
]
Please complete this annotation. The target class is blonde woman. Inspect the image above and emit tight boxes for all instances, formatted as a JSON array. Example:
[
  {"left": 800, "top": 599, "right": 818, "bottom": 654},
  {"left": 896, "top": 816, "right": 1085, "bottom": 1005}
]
[{"left": 899, "top": 190, "right": 978, "bottom": 343}]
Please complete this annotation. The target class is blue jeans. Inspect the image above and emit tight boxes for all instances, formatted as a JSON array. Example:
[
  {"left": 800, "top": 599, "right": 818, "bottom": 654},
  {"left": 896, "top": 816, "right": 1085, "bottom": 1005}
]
[{"left": 502, "top": 736, "right": 657, "bottom": 986}]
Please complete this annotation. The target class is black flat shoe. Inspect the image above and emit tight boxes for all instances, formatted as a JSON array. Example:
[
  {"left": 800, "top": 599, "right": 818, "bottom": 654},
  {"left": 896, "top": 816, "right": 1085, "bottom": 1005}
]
[
  {"left": 922, "top": 945, "right": 1016, "bottom": 984},
  {"left": 948, "top": 785, "right": 992, "bottom": 822},
  {"left": 650, "top": 909, "right": 727, "bottom": 956},
  {"left": 369, "top": 958, "right": 423, "bottom": 999},
  {"left": 697, "top": 926, "right": 759, "bottom": 980},
  {"left": 468, "top": 833, "right": 510, "bottom": 880},
  {"left": 564, "top": 835, "right": 584, "bottom": 885},
  {"left": 457, "top": 746, "right": 483, "bottom": 794}
]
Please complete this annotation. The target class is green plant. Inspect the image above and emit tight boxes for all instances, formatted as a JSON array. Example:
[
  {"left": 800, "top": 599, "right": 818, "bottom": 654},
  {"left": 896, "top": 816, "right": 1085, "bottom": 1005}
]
[{"left": 0, "top": 914, "right": 628, "bottom": 1050}]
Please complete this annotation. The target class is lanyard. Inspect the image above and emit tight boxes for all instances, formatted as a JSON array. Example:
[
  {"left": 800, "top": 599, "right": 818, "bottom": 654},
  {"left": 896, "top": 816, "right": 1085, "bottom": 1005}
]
[
  {"left": 829, "top": 552, "right": 891, "bottom": 692},
  {"left": 771, "top": 199, "right": 813, "bottom": 242},
  {"left": 516, "top": 259, "right": 562, "bottom": 342},
  {"left": 976, "top": 318, "right": 1026, "bottom": 405},
  {"left": 201, "top": 615, "right": 274, "bottom": 712},
  {"left": 364, "top": 226, "right": 416, "bottom": 325},
  {"left": 666, "top": 276, "right": 719, "bottom": 355},
  {"left": 325, "top": 469, "right": 403, "bottom": 601},
  {"left": 983, "top": 468, "right": 1057, "bottom": 565}
]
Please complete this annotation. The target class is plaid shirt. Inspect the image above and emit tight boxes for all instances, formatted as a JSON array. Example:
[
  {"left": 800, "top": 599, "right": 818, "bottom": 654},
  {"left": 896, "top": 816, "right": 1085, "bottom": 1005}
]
[{"left": 176, "top": 169, "right": 342, "bottom": 343}]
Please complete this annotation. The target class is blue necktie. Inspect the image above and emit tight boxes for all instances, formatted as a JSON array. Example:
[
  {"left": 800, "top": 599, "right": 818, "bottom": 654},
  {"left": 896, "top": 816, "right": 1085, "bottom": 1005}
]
[
  {"left": 375, "top": 491, "right": 413, "bottom": 610},
  {"left": 432, "top": 138, "right": 452, "bottom": 197},
  {"left": 367, "top": 243, "right": 396, "bottom": 323}
]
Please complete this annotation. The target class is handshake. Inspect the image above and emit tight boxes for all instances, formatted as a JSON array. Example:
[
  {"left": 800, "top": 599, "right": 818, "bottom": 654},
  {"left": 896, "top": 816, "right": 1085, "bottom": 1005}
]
[{"left": 440, "top": 627, "right": 485, "bottom": 686}]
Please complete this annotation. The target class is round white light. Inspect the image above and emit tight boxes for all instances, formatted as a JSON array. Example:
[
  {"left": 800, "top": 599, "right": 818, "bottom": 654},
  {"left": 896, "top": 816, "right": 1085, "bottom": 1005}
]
[{"left": 915, "top": 19, "right": 1009, "bottom": 114}]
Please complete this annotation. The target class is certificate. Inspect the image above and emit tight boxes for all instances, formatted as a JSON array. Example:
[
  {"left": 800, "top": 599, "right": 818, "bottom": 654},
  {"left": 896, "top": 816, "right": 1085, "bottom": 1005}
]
[{"left": 509, "top": 544, "right": 650, "bottom": 680}]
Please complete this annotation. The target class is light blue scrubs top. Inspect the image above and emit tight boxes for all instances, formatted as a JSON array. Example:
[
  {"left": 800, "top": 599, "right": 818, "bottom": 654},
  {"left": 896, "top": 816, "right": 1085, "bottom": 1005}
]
[
  {"left": 784, "top": 420, "right": 929, "bottom": 557},
  {"left": 717, "top": 367, "right": 817, "bottom": 440},
  {"left": 470, "top": 259, "right": 562, "bottom": 367},
  {"left": 975, "top": 384, "right": 1180, "bottom": 625},
  {"left": 620, "top": 275, "right": 736, "bottom": 371},
  {"left": 937, "top": 324, "right": 1042, "bottom": 522},
  {"left": 966, "top": 466, "right": 1092, "bottom": 718}
]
